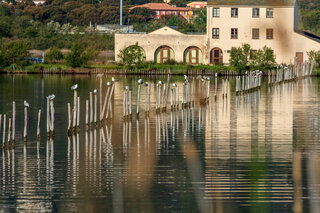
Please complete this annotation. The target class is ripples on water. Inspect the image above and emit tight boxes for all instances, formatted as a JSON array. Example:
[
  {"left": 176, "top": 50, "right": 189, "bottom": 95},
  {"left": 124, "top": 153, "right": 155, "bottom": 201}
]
[{"left": 0, "top": 75, "right": 319, "bottom": 212}]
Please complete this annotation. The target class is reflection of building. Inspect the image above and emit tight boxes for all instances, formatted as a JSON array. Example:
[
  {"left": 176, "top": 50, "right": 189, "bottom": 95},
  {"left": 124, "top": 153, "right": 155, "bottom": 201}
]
[
  {"left": 129, "top": 3, "right": 193, "bottom": 21},
  {"left": 187, "top": 1, "right": 207, "bottom": 9},
  {"left": 115, "top": 0, "right": 320, "bottom": 65}
]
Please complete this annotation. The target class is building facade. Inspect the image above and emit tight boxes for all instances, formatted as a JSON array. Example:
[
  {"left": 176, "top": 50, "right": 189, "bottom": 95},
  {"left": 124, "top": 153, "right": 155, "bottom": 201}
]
[
  {"left": 116, "top": 0, "right": 320, "bottom": 65},
  {"left": 187, "top": 1, "right": 207, "bottom": 9},
  {"left": 129, "top": 3, "right": 193, "bottom": 21}
]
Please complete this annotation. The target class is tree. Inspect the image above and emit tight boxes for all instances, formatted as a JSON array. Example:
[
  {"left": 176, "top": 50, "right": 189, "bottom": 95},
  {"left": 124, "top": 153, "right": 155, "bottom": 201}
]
[
  {"left": 46, "top": 46, "right": 63, "bottom": 63},
  {"left": 250, "top": 46, "right": 276, "bottom": 71},
  {"left": 118, "top": 43, "right": 145, "bottom": 67},
  {"left": 65, "top": 42, "right": 85, "bottom": 67},
  {"left": 229, "top": 43, "right": 251, "bottom": 73},
  {"left": 307, "top": 50, "right": 320, "bottom": 67},
  {"left": 0, "top": 40, "right": 30, "bottom": 66}
]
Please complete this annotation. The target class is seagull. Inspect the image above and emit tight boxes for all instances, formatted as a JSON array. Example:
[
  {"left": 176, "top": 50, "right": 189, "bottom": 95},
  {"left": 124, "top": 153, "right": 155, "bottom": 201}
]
[
  {"left": 71, "top": 84, "right": 78, "bottom": 90},
  {"left": 184, "top": 75, "right": 188, "bottom": 81},
  {"left": 47, "top": 94, "right": 55, "bottom": 100},
  {"left": 106, "top": 81, "right": 111, "bottom": 86},
  {"left": 125, "top": 86, "right": 131, "bottom": 91},
  {"left": 245, "top": 71, "right": 248, "bottom": 75},
  {"left": 137, "top": 79, "right": 143, "bottom": 84},
  {"left": 145, "top": 82, "right": 149, "bottom": 87},
  {"left": 97, "top": 73, "right": 104, "bottom": 78},
  {"left": 112, "top": 77, "right": 118, "bottom": 82},
  {"left": 24, "top": 100, "right": 29, "bottom": 108},
  {"left": 172, "top": 83, "right": 177, "bottom": 87},
  {"left": 206, "top": 77, "right": 211, "bottom": 80},
  {"left": 215, "top": 73, "right": 218, "bottom": 77},
  {"left": 158, "top": 81, "right": 163, "bottom": 85},
  {"left": 196, "top": 75, "right": 202, "bottom": 80},
  {"left": 93, "top": 89, "right": 98, "bottom": 94}
]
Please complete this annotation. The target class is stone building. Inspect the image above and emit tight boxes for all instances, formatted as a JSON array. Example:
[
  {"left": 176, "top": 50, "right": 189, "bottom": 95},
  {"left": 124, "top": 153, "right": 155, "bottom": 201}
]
[{"left": 115, "top": 0, "right": 320, "bottom": 65}]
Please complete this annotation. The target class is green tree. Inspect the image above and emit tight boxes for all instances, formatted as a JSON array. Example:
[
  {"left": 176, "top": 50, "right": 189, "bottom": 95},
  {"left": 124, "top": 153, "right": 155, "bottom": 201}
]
[
  {"left": 251, "top": 46, "right": 276, "bottom": 71},
  {"left": 0, "top": 40, "right": 30, "bottom": 66},
  {"left": 46, "top": 46, "right": 63, "bottom": 63},
  {"left": 65, "top": 42, "right": 85, "bottom": 67},
  {"left": 307, "top": 50, "right": 320, "bottom": 67},
  {"left": 229, "top": 43, "right": 251, "bottom": 73},
  {"left": 117, "top": 43, "right": 145, "bottom": 68}
]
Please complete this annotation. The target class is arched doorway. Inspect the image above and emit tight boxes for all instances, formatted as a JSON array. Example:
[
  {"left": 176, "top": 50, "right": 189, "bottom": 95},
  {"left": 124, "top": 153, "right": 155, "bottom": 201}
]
[
  {"left": 210, "top": 48, "right": 223, "bottom": 64},
  {"left": 184, "top": 46, "right": 202, "bottom": 65},
  {"left": 124, "top": 45, "right": 146, "bottom": 64},
  {"left": 155, "top": 46, "right": 175, "bottom": 63}
]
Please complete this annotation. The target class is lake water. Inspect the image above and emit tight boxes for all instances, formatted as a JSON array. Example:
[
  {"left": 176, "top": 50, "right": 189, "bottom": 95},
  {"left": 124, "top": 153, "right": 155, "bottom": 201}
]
[{"left": 0, "top": 75, "right": 319, "bottom": 212}]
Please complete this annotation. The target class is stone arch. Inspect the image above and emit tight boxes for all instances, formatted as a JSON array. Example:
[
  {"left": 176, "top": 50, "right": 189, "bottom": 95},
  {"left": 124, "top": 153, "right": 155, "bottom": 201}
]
[
  {"left": 154, "top": 46, "right": 175, "bottom": 63},
  {"left": 183, "top": 46, "right": 203, "bottom": 65},
  {"left": 124, "top": 45, "right": 146, "bottom": 62},
  {"left": 210, "top": 47, "right": 223, "bottom": 64}
]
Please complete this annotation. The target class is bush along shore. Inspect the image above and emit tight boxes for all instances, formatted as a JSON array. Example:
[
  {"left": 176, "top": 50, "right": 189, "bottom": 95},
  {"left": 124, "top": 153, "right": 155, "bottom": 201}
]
[{"left": 1, "top": 42, "right": 319, "bottom": 76}]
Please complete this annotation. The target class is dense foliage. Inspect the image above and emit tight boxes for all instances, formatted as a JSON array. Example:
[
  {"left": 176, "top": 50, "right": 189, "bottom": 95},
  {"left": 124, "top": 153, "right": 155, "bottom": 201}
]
[
  {"left": 230, "top": 44, "right": 276, "bottom": 72},
  {"left": 0, "top": 40, "right": 30, "bottom": 67},
  {"left": 307, "top": 50, "right": 320, "bottom": 67},
  {"left": 299, "top": 0, "right": 320, "bottom": 35},
  {"left": 118, "top": 43, "right": 146, "bottom": 67}
]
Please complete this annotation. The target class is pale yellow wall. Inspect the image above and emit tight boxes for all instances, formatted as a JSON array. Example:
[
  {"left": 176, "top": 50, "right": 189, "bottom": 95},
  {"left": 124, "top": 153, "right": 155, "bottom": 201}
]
[
  {"left": 115, "top": 27, "right": 207, "bottom": 63},
  {"left": 115, "top": 7, "right": 320, "bottom": 65},
  {"left": 206, "top": 6, "right": 320, "bottom": 64}
]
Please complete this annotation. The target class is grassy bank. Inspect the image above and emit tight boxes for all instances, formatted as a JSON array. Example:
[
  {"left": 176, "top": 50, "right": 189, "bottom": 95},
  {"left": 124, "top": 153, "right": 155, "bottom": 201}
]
[{"left": 3, "top": 63, "right": 235, "bottom": 75}]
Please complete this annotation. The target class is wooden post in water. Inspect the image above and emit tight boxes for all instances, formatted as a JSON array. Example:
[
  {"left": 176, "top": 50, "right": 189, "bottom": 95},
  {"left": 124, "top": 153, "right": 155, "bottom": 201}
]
[
  {"left": 77, "top": 97, "right": 80, "bottom": 131},
  {"left": 7, "top": 118, "right": 11, "bottom": 149},
  {"left": 47, "top": 98, "right": 50, "bottom": 136},
  {"left": 24, "top": 107, "right": 27, "bottom": 141},
  {"left": 67, "top": 103, "right": 71, "bottom": 133},
  {"left": 94, "top": 90, "right": 97, "bottom": 126},
  {"left": 50, "top": 100, "right": 54, "bottom": 135},
  {"left": 89, "top": 92, "right": 93, "bottom": 125},
  {"left": 2, "top": 114, "right": 6, "bottom": 150},
  {"left": 37, "top": 109, "right": 41, "bottom": 140},
  {"left": 85, "top": 100, "right": 89, "bottom": 130},
  {"left": 12, "top": 101, "right": 15, "bottom": 143},
  {"left": 137, "top": 84, "right": 141, "bottom": 116}
]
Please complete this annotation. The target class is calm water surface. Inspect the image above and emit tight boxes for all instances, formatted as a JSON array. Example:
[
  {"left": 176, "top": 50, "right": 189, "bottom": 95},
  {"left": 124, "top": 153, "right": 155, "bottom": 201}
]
[{"left": 0, "top": 75, "right": 319, "bottom": 212}]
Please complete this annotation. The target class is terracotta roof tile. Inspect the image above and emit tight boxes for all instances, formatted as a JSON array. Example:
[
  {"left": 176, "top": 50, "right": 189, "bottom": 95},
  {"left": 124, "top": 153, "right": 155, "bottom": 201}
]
[{"left": 130, "top": 3, "right": 191, "bottom": 11}]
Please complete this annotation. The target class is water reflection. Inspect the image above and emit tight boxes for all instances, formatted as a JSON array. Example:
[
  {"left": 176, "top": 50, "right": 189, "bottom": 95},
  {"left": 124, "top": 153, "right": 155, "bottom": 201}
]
[{"left": 0, "top": 75, "right": 319, "bottom": 212}]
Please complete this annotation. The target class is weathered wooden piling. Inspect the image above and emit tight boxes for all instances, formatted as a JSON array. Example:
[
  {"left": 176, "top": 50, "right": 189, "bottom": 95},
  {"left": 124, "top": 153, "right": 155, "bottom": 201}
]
[
  {"left": 12, "top": 101, "right": 15, "bottom": 142},
  {"left": 77, "top": 97, "right": 80, "bottom": 130},
  {"left": 89, "top": 92, "right": 93, "bottom": 125},
  {"left": 2, "top": 114, "right": 5, "bottom": 150},
  {"left": 24, "top": 107, "right": 27, "bottom": 141},
  {"left": 37, "top": 109, "right": 41, "bottom": 140},
  {"left": 94, "top": 90, "right": 97, "bottom": 126},
  {"left": 137, "top": 84, "right": 141, "bottom": 115},
  {"left": 7, "top": 118, "right": 11, "bottom": 149},
  {"left": 85, "top": 100, "right": 89, "bottom": 130}
]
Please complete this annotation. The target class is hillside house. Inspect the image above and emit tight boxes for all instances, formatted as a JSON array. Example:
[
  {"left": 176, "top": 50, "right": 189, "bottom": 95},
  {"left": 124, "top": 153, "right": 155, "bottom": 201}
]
[{"left": 129, "top": 3, "right": 193, "bottom": 21}]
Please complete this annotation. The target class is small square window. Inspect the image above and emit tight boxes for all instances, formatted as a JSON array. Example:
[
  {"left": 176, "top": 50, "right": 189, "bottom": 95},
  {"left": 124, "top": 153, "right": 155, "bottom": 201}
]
[
  {"left": 231, "top": 8, "right": 238, "bottom": 17},
  {"left": 212, "top": 28, "right": 219, "bottom": 39},
  {"left": 252, "top": 8, "right": 259, "bottom": 17},
  {"left": 267, "top": 28, "right": 273, "bottom": 39},
  {"left": 252, "top": 28, "right": 259, "bottom": 39},
  {"left": 213, "top": 8, "right": 220, "bottom": 17},
  {"left": 266, "top": 8, "right": 273, "bottom": 18},
  {"left": 231, "top": 28, "right": 238, "bottom": 39}
]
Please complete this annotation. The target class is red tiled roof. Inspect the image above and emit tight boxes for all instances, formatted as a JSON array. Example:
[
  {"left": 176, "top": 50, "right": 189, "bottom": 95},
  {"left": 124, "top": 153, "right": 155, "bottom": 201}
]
[{"left": 130, "top": 3, "right": 191, "bottom": 11}]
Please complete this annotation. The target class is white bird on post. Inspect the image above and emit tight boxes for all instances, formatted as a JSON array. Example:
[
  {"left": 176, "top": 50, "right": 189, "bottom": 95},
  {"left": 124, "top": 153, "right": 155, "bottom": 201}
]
[
  {"left": 71, "top": 84, "right": 78, "bottom": 90},
  {"left": 24, "top": 100, "right": 29, "bottom": 108}
]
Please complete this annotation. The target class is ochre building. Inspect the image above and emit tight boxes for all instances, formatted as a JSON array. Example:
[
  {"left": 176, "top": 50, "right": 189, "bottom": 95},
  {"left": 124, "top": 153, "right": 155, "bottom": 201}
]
[{"left": 115, "top": 0, "right": 320, "bottom": 65}]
